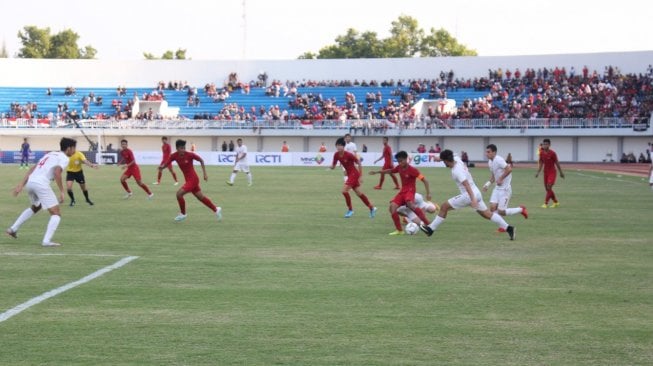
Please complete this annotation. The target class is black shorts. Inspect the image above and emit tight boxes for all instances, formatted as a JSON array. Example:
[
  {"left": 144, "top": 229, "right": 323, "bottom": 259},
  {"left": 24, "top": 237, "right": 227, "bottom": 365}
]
[{"left": 66, "top": 171, "right": 86, "bottom": 184}]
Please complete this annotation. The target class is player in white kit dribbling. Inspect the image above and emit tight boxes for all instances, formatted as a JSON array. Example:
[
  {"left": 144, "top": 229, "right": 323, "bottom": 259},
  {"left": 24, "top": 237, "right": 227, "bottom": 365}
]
[{"left": 6, "top": 137, "right": 77, "bottom": 247}]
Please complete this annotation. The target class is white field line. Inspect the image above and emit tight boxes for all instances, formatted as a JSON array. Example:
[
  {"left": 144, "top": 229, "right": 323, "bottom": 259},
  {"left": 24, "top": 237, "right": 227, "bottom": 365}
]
[
  {"left": 574, "top": 171, "right": 642, "bottom": 185},
  {"left": 0, "top": 255, "right": 139, "bottom": 323},
  {"left": 0, "top": 252, "right": 127, "bottom": 257}
]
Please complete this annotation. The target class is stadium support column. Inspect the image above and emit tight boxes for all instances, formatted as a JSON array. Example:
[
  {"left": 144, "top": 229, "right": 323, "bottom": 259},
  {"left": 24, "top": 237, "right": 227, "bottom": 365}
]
[{"left": 572, "top": 136, "right": 578, "bottom": 162}]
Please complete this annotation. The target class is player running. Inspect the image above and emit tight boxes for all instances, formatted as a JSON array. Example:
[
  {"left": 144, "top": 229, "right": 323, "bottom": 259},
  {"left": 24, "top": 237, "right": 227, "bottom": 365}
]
[
  {"left": 373, "top": 136, "right": 400, "bottom": 190},
  {"left": 535, "top": 138, "right": 565, "bottom": 208},
  {"left": 330, "top": 136, "right": 377, "bottom": 218},
  {"left": 153, "top": 136, "right": 179, "bottom": 185},
  {"left": 159, "top": 139, "right": 222, "bottom": 222},
  {"left": 118, "top": 139, "right": 153, "bottom": 199}
]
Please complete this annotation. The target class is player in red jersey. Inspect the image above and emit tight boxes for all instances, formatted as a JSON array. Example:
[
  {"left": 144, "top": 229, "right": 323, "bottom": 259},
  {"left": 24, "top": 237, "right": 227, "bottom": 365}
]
[
  {"left": 159, "top": 139, "right": 222, "bottom": 222},
  {"left": 535, "top": 138, "right": 565, "bottom": 208},
  {"left": 118, "top": 139, "right": 153, "bottom": 199},
  {"left": 153, "top": 136, "right": 179, "bottom": 185},
  {"left": 370, "top": 150, "right": 432, "bottom": 235},
  {"left": 330, "top": 137, "right": 377, "bottom": 218},
  {"left": 373, "top": 136, "right": 400, "bottom": 190}
]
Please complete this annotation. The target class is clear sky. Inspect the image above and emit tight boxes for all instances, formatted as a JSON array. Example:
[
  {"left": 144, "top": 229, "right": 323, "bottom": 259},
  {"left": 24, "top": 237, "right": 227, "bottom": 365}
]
[{"left": 1, "top": 0, "right": 651, "bottom": 60}]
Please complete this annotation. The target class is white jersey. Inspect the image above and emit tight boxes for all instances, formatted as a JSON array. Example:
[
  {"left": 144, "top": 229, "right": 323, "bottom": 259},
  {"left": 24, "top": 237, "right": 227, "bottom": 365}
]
[
  {"left": 28, "top": 151, "right": 69, "bottom": 186},
  {"left": 235, "top": 144, "right": 248, "bottom": 162},
  {"left": 488, "top": 154, "right": 512, "bottom": 189},
  {"left": 345, "top": 142, "right": 357, "bottom": 154},
  {"left": 413, "top": 193, "right": 432, "bottom": 210},
  {"left": 451, "top": 157, "right": 480, "bottom": 196}
]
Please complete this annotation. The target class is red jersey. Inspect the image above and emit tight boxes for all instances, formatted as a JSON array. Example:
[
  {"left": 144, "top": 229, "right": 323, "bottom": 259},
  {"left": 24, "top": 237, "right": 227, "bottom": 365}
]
[
  {"left": 162, "top": 142, "right": 172, "bottom": 160},
  {"left": 382, "top": 144, "right": 394, "bottom": 168},
  {"left": 391, "top": 164, "right": 424, "bottom": 193},
  {"left": 539, "top": 149, "right": 559, "bottom": 176},
  {"left": 165, "top": 151, "right": 201, "bottom": 183},
  {"left": 332, "top": 151, "right": 360, "bottom": 179},
  {"left": 119, "top": 148, "right": 136, "bottom": 166}
]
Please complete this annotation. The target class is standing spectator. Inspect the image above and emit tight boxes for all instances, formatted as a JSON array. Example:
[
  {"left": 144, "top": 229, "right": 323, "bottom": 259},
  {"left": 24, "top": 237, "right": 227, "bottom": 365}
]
[
  {"left": 461, "top": 151, "right": 469, "bottom": 166},
  {"left": 153, "top": 137, "right": 179, "bottom": 186},
  {"left": 419, "top": 149, "right": 515, "bottom": 240},
  {"left": 118, "top": 139, "right": 154, "bottom": 200},
  {"left": 20, "top": 138, "right": 31, "bottom": 169},
  {"left": 373, "top": 136, "right": 400, "bottom": 190},
  {"left": 226, "top": 138, "right": 252, "bottom": 186},
  {"left": 417, "top": 144, "right": 426, "bottom": 153},
  {"left": 221, "top": 141, "right": 228, "bottom": 152},
  {"left": 319, "top": 142, "right": 327, "bottom": 153},
  {"left": 330, "top": 137, "right": 376, "bottom": 219},
  {"left": 369, "top": 150, "right": 431, "bottom": 235},
  {"left": 66, "top": 149, "right": 99, "bottom": 207},
  {"left": 648, "top": 158, "right": 653, "bottom": 191},
  {"left": 6, "top": 138, "right": 77, "bottom": 247},
  {"left": 362, "top": 144, "right": 368, "bottom": 153},
  {"left": 535, "top": 138, "right": 565, "bottom": 208},
  {"left": 228, "top": 140, "right": 235, "bottom": 152},
  {"left": 281, "top": 141, "right": 290, "bottom": 152},
  {"left": 433, "top": 143, "right": 442, "bottom": 153},
  {"left": 159, "top": 139, "right": 222, "bottom": 222}
]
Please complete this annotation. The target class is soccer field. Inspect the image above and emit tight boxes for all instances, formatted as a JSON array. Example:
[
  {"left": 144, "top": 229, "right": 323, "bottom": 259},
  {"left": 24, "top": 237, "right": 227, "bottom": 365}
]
[{"left": 0, "top": 164, "right": 651, "bottom": 365}]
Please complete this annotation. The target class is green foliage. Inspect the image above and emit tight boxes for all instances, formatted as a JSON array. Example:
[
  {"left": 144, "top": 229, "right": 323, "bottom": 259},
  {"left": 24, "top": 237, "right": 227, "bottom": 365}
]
[
  {"left": 143, "top": 48, "right": 188, "bottom": 60},
  {"left": 0, "top": 165, "right": 651, "bottom": 365},
  {"left": 304, "top": 15, "right": 476, "bottom": 59},
  {"left": 16, "top": 25, "right": 96, "bottom": 59}
]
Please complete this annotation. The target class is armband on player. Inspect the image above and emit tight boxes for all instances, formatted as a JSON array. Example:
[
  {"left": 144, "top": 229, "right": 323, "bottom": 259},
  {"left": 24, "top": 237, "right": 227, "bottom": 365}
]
[{"left": 483, "top": 181, "right": 492, "bottom": 189}]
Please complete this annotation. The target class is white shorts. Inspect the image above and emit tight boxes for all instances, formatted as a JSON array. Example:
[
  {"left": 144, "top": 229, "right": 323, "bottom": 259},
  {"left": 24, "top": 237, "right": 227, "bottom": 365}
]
[
  {"left": 649, "top": 170, "right": 653, "bottom": 184},
  {"left": 448, "top": 190, "right": 488, "bottom": 212},
  {"left": 26, "top": 181, "right": 59, "bottom": 209},
  {"left": 234, "top": 161, "right": 250, "bottom": 173},
  {"left": 490, "top": 187, "right": 512, "bottom": 211}
]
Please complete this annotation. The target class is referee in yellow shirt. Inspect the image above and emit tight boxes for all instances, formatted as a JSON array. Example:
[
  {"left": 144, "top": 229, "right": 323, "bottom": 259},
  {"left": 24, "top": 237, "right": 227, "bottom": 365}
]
[{"left": 67, "top": 150, "right": 99, "bottom": 206}]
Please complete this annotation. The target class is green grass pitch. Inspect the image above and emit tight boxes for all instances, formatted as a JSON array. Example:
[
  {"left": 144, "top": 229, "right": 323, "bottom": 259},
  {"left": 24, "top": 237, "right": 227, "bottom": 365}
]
[{"left": 0, "top": 164, "right": 651, "bottom": 365}]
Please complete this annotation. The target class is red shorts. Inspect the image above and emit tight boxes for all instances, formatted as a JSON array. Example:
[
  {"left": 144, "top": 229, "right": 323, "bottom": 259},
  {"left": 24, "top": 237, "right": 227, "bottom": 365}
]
[
  {"left": 345, "top": 175, "right": 361, "bottom": 189},
  {"left": 383, "top": 163, "right": 394, "bottom": 170},
  {"left": 391, "top": 190, "right": 416, "bottom": 206},
  {"left": 182, "top": 179, "right": 201, "bottom": 194},
  {"left": 543, "top": 174, "right": 556, "bottom": 186},
  {"left": 123, "top": 165, "right": 142, "bottom": 181},
  {"left": 160, "top": 160, "right": 173, "bottom": 168}
]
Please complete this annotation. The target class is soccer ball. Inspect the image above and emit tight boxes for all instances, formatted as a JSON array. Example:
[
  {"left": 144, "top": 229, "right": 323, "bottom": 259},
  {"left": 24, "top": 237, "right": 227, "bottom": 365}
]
[{"left": 405, "top": 222, "right": 419, "bottom": 235}]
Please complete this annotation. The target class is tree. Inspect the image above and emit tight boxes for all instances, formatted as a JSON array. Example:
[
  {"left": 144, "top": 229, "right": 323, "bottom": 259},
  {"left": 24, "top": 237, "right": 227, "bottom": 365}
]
[
  {"left": 143, "top": 48, "right": 188, "bottom": 60},
  {"left": 301, "top": 15, "right": 476, "bottom": 59},
  {"left": 17, "top": 26, "right": 97, "bottom": 59}
]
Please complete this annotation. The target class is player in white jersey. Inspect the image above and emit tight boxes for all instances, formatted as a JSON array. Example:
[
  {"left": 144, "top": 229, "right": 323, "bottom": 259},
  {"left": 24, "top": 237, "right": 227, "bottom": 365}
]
[
  {"left": 227, "top": 138, "right": 252, "bottom": 186},
  {"left": 6, "top": 137, "right": 77, "bottom": 247},
  {"left": 482, "top": 144, "right": 528, "bottom": 227},
  {"left": 420, "top": 149, "right": 515, "bottom": 240},
  {"left": 397, "top": 192, "right": 439, "bottom": 224},
  {"left": 649, "top": 150, "right": 653, "bottom": 191},
  {"left": 342, "top": 133, "right": 358, "bottom": 182}
]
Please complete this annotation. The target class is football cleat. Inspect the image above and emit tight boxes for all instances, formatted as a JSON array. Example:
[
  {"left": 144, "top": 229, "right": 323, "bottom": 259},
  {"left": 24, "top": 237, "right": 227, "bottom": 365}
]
[
  {"left": 86, "top": 200, "right": 94, "bottom": 206},
  {"left": 216, "top": 207, "right": 223, "bottom": 221},
  {"left": 373, "top": 185, "right": 382, "bottom": 190},
  {"left": 419, "top": 224, "right": 434, "bottom": 237},
  {"left": 520, "top": 205, "right": 528, "bottom": 219},
  {"left": 69, "top": 201, "right": 76, "bottom": 207},
  {"left": 123, "top": 192, "right": 133, "bottom": 200},
  {"left": 42, "top": 242, "right": 61, "bottom": 247},
  {"left": 388, "top": 230, "right": 405, "bottom": 236},
  {"left": 344, "top": 210, "right": 354, "bottom": 218},
  {"left": 226, "top": 181, "right": 233, "bottom": 186},
  {"left": 147, "top": 193, "right": 154, "bottom": 200},
  {"left": 506, "top": 226, "right": 516, "bottom": 240},
  {"left": 174, "top": 182, "right": 179, "bottom": 186},
  {"left": 369, "top": 207, "right": 377, "bottom": 218},
  {"left": 6, "top": 228, "right": 17, "bottom": 239},
  {"left": 174, "top": 214, "right": 187, "bottom": 222},
  {"left": 551, "top": 202, "right": 559, "bottom": 208},
  {"left": 497, "top": 227, "right": 506, "bottom": 233},
  {"left": 152, "top": 181, "right": 160, "bottom": 185},
  {"left": 540, "top": 203, "right": 548, "bottom": 208}
]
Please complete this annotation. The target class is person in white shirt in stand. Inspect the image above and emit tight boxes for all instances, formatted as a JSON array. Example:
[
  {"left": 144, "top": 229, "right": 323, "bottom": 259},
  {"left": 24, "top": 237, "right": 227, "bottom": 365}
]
[
  {"left": 6, "top": 137, "right": 77, "bottom": 247},
  {"left": 343, "top": 133, "right": 357, "bottom": 182},
  {"left": 419, "top": 149, "right": 515, "bottom": 240},
  {"left": 482, "top": 144, "right": 528, "bottom": 232},
  {"left": 226, "top": 138, "right": 252, "bottom": 186}
]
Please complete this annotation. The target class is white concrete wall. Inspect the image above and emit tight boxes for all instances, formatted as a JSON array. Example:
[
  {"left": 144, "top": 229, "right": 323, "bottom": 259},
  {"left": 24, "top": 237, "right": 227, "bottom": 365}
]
[{"left": 0, "top": 51, "right": 651, "bottom": 87}]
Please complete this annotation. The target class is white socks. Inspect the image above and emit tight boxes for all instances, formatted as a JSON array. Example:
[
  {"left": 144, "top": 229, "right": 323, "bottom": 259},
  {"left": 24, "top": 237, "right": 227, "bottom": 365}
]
[
  {"left": 428, "top": 216, "right": 445, "bottom": 230},
  {"left": 43, "top": 215, "right": 61, "bottom": 245},
  {"left": 490, "top": 212, "right": 509, "bottom": 229},
  {"left": 505, "top": 207, "right": 522, "bottom": 216},
  {"left": 11, "top": 208, "right": 34, "bottom": 232},
  {"left": 229, "top": 173, "right": 236, "bottom": 183}
]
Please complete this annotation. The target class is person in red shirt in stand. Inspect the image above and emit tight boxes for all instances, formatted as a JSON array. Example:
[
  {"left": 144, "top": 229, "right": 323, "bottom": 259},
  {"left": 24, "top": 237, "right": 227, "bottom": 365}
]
[
  {"left": 330, "top": 137, "right": 377, "bottom": 219},
  {"left": 118, "top": 139, "right": 153, "bottom": 200},
  {"left": 373, "top": 136, "right": 400, "bottom": 190},
  {"left": 369, "top": 150, "right": 432, "bottom": 235},
  {"left": 159, "top": 139, "right": 222, "bottom": 222},
  {"left": 535, "top": 138, "right": 565, "bottom": 208},
  {"left": 153, "top": 136, "right": 179, "bottom": 185}
]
